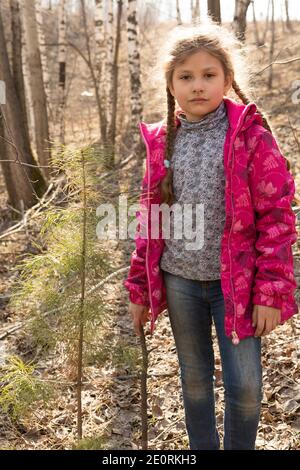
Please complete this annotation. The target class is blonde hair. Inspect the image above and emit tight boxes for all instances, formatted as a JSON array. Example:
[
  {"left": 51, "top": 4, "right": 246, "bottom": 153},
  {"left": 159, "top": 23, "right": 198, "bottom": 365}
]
[{"left": 156, "top": 20, "right": 292, "bottom": 206}]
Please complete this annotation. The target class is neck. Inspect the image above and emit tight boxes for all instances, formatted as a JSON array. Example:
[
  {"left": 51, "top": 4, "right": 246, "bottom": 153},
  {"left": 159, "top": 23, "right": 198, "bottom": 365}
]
[{"left": 177, "top": 100, "right": 227, "bottom": 131}]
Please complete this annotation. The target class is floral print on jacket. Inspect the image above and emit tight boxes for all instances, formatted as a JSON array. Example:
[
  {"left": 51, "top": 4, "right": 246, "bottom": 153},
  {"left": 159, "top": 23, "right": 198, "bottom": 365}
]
[{"left": 123, "top": 97, "right": 299, "bottom": 343}]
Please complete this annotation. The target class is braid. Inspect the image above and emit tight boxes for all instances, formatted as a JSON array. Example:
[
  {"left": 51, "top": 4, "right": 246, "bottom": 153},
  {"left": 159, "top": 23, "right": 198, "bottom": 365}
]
[
  {"left": 232, "top": 80, "right": 291, "bottom": 171},
  {"left": 232, "top": 80, "right": 251, "bottom": 105},
  {"left": 160, "top": 88, "right": 176, "bottom": 205}
]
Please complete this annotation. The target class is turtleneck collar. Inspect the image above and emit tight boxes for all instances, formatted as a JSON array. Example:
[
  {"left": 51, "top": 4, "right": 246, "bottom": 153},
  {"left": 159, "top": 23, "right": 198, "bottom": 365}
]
[{"left": 177, "top": 99, "right": 227, "bottom": 131}]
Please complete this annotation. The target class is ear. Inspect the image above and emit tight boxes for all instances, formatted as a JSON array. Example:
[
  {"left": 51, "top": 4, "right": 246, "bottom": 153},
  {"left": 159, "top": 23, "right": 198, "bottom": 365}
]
[
  {"left": 224, "top": 73, "right": 233, "bottom": 94},
  {"left": 168, "top": 83, "right": 175, "bottom": 97}
]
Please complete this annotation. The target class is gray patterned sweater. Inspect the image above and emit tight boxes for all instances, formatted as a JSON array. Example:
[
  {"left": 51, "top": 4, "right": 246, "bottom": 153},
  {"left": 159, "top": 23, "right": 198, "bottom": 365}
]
[{"left": 159, "top": 99, "right": 229, "bottom": 280}]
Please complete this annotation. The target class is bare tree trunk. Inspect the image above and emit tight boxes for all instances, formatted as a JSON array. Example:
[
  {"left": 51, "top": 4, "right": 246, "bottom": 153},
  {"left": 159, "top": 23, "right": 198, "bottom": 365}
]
[
  {"left": 285, "top": 0, "right": 293, "bottom": 32},
  {"left": 0, "top": 9, "right": 47, "bottom": 211},
  {"left": 58, "top": 0, "right": 66, "bottom": 144},
  {"left": 233, "top": 0, "right": 251, "bottom": 42},
  {"left": 22, "top": 35, "right": 35, "bottom": 148},
  {"left": 280, "top": 2, "right": 286, "bottom": 34},
  {"left": 20, "top": 0, "right": 50, "bottom": 178},
  {"left": 267, "top": 0, "right": 275, "bottom": 89},
  {"left": 262, "top": 0, "right": 271, "bottom": 45},
  {"left": 106, "top": 0, "right": 114, "bottom": 148},
  {"left": 192, "top": 0, "right": 200, "bottom": 25},
  {"left": 36, "top": 0, "right": 51, "bottom": 119},
  {"left": 126, "top": 0, "right": 143, "bottom": 153},
  {"left": 207, "top": 0, "right": 221, "bottom": 24},
  {"left": 0, "top": 89, "right": 18, "bottom": 211},
  {"left": 94, "top": 0, "right": 108, "bottom": 146},
  {"left": 190, "top": 0, "right": 194, "bottom": 23},
  {"left": 9, "top": 0, "right": 30, "bottom": 145},
  {"left": 251, "top": 0, "right": 264, "bottom": 46},
  {"left": 107, "top": 0, "right": 123, "bottom": 167},
  {"left": 176, "top": 0, "right": 182, "bottom": 25}
]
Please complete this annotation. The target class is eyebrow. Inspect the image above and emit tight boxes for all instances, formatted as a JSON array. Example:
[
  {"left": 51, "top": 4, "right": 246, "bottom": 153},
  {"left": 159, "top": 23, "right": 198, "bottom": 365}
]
[{"left": 176, "top": 67, "right": 218, "bottom": 73}]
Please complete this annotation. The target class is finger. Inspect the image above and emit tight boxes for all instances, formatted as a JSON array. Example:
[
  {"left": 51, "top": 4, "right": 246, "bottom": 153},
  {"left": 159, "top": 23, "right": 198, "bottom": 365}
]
[
  {"left": 144, "top": 311, "right": 151, "bottom": 323},
  {"left": 261, "top": 326, "right": 271, "bottom": 336},
  {"left": 254, "top": 318, "right": 265, "bottom": 337},
  {"left": 261, "top": 318, "right": 274, "bottom": 336},
  {"left": 271, "top": 317, "right": 278, "bottom": 331},
  {"left": 252, "top": 306, "right": 258, "bottom": 327}
]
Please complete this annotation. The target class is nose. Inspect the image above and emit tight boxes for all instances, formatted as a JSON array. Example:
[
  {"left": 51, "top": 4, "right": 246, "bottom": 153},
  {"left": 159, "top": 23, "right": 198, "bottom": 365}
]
[{"left": 192, "top": 79, "right": 204, "bottom": 93}]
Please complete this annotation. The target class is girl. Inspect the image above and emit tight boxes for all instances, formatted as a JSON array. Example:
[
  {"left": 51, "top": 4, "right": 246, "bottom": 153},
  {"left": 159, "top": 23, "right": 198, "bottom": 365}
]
[{"left": 123, "top": 22, "right": 299, "bottom": 450}]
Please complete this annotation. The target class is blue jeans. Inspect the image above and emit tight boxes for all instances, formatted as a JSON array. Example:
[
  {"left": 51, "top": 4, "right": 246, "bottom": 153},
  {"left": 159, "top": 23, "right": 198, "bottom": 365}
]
[{"left": 163, "top": 270, "right": 263, "bottom": 450}]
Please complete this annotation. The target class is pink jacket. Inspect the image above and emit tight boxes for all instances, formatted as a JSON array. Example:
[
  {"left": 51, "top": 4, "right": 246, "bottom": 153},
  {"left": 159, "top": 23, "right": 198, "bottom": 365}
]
[{"left": 124, "top": 97, "right": 299, "bottom": 342}]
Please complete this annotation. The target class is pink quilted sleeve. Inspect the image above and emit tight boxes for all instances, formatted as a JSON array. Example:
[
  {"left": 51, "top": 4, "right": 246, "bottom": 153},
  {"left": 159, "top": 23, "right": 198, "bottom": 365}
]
[
  {"left": 248, "top": 130, "right": 298, "bottom": 309},
  {"left": 123, "top": 170, "right": 150, "bottom": 307}
]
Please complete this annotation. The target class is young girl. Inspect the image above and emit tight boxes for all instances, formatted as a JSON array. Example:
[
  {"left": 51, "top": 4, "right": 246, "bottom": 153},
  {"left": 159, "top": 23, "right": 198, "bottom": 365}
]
[{"left": 123, "top": 22, "right": 299, "bottom": 450}]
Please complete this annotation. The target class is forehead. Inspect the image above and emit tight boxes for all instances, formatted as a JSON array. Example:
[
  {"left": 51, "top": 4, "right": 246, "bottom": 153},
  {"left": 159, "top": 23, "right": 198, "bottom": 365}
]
[{"left": 175, "top": 50, "right": 222, "bottom": 72}]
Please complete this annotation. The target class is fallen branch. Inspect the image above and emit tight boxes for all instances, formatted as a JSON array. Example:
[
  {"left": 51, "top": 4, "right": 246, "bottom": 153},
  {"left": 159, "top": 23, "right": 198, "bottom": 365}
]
[
  {"left": 0, "top": 181, "right": 58, "bottom": 240},
  {"left": 256, "top": 56, "right": 300, "bottom": 75}
]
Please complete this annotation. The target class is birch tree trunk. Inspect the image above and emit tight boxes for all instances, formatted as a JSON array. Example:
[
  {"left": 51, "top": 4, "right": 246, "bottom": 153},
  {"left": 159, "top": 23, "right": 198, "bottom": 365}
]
[
  {"left": 0, "top": 9, "right": 47, "bottom": 211},
  {"left": 106, "top": 0, "right": 122, "bottom": 167},
  {"left": 36, "top": 0, "right": 51, "bottom": 118},
  {"left": 22, "top": 37, "right": 35, "bottom": 148},
  {"left": 285, "top": 0, "right": 293, "bottom": 32},
  {"left": 207, "top": 0, "right": 221, "bottom": 24},
  {"left": 106, "top": 0, "right": 114, "bottom": 146},
  {"left": 176, "top": 0, "right": 182, "bottom": 25},
  {"left": 95, "top": 0, "right": 108, "bottom": 144},
  {"left": 252, "top": 0, "right": 264, "bottom": 46},
  {"left": 233, "top": 0, "right": 251, "bottom": 42},
  {"left": 262, "top": 0, "right": 271, "bottom": 45},
  {"left": 190, "top": 0, "right": 194, "bottom": 23},
  {"left": 58, "top": 0, "right": 66, "bottom": 144},
  {"left": 126, "top": 0, "right": 143, "bottom": 152},
  {"left": 192, "top": 0, "right": 200, "bottom": 24},
  {"left": 20, "top": 0, "right": 50, "bottom": 178}
]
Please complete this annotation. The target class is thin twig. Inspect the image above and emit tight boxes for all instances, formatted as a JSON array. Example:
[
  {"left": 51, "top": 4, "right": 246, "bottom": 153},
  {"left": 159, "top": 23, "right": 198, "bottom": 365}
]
[{"left": 255, "top": 56, "right": 300, "bottom": 75}]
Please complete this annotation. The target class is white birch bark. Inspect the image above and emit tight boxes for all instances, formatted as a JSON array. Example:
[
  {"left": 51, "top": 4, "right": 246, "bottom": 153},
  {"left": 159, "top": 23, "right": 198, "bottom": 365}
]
[
  {"left": 36, "top": 0, "right": 51, "bottom": 116},
  {"left": 106, "top": 0, "right": 114, "bottom": 134},
  {"left": 176, "top": 0, "right": 182, "bottom": 25},
  {"left": 58, "top": 0, "right": 66, "bottom": 143},
  {"left": 126, "top": 0, "right": 143, "bottom": 148},
  {"left": 22, "top": 37, "right": 35, "bottom": 148},
  {"left": 192, "top": 0, "right": 200, "bottom": 24},
  {"left": 95, "top": 0, "right": 108, "bottom": 140}
]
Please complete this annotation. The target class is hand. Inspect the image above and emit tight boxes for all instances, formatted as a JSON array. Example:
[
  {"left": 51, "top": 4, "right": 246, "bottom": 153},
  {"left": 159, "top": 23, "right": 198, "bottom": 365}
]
[
  {"left": 252, "top": 304, "right": 281, "bottom": 337},
  {"left": 128, "top": 302, "right": 151, "bottom": 337}
]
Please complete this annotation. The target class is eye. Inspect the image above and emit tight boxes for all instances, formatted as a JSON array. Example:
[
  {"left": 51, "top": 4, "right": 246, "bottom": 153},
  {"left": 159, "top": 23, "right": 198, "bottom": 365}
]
[
  {"left": 205, "top": 73, "right": 215, "bottom": 78},
  {"left": 180, "top": 75, "right": 191, "bottom": 80}
]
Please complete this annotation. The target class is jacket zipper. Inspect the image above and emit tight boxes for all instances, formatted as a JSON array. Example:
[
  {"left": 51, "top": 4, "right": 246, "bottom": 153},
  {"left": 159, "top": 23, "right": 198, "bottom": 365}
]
[
  {"left": 228, "top": 145, "right": 239, "bottom": 345},
  {"left": 227, "top": 112, "right": 250, "bottom": 345}
]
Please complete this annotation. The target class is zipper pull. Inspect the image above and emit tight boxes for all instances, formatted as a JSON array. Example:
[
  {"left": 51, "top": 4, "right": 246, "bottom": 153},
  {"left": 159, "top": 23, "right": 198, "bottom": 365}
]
[{"left": 232, "top": 330, "right": 240, "bottom": 346}]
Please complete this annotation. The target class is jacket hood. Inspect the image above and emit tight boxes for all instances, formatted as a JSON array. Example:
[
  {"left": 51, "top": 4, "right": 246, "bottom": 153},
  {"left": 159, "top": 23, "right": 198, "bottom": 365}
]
[{"left": 139, "top": 96, "right": 264, "bottom": 144}]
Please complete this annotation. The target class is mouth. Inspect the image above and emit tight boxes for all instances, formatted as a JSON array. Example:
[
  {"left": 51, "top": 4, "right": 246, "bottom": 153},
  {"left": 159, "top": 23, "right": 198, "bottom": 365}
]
[{"left": 190, "top": 98, "right": 208, "bottom": 102}]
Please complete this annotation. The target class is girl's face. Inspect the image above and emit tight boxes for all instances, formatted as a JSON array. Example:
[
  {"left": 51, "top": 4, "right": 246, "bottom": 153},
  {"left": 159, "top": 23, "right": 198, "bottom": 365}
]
[{"left": 169, "top": 50, "right": 232, "bottom": 121}]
